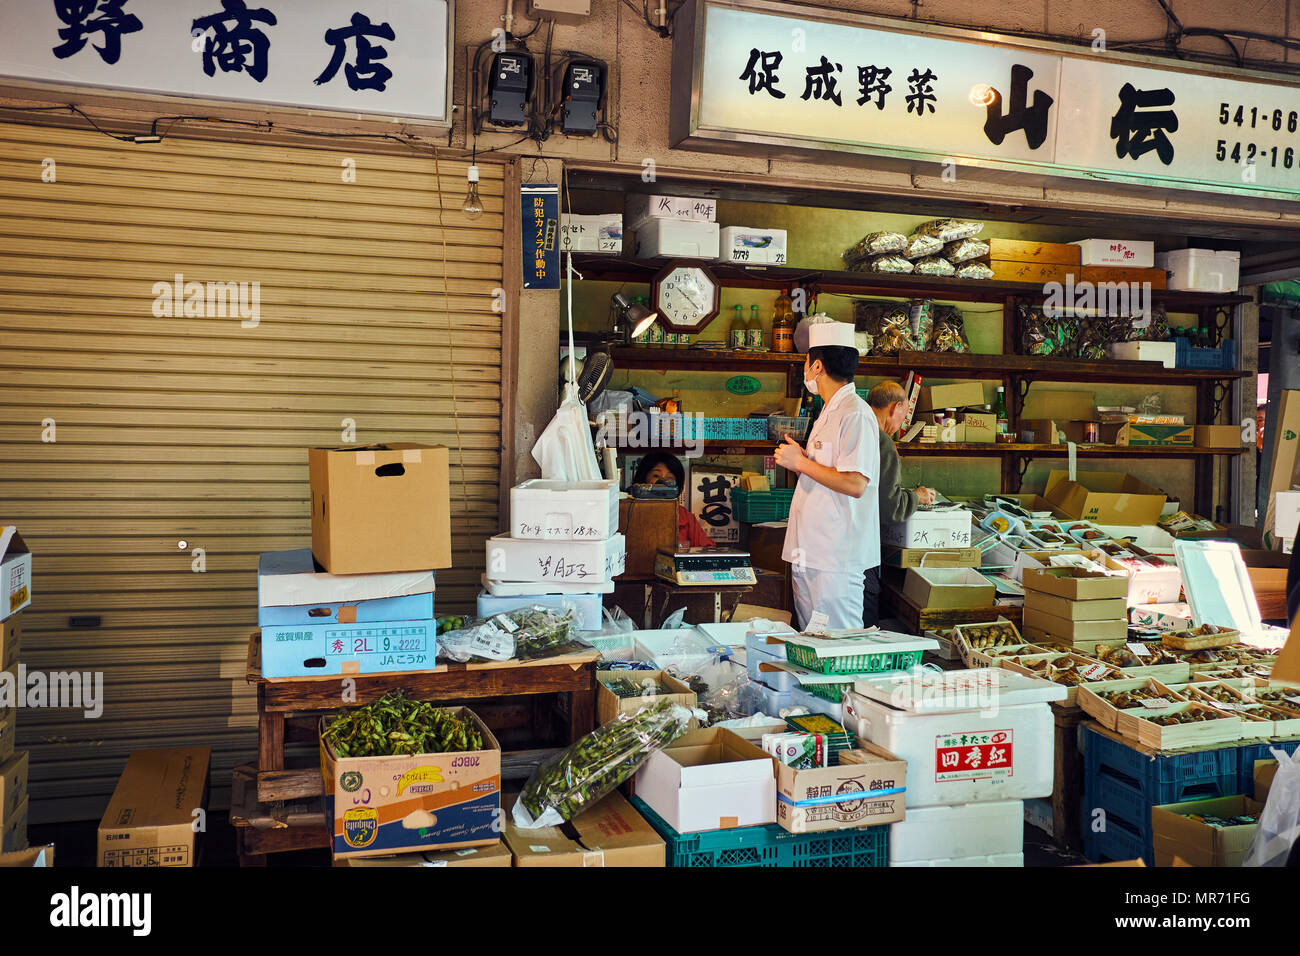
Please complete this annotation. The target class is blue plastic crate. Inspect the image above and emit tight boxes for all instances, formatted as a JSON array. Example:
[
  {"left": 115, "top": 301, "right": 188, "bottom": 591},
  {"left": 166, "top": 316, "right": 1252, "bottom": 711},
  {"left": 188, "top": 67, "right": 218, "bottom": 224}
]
[
  {"left": 1093, "top": 771, "right": 1157, "bottom": 839},
  {"left": 629, "top": 795, "right": 888, "bottom": 868},
  {"left": 1238, "top": 739, "right": 1300, "bottom": 796},
  {"left": 1174, "top": 337, "right": 1235, "bottom": 370},
  {"left": 1083, "top": 813, "right": 1152, "bottom": 866},
  {"left": 1083, "top": 725, "right": 1237, "bottom": 804}
]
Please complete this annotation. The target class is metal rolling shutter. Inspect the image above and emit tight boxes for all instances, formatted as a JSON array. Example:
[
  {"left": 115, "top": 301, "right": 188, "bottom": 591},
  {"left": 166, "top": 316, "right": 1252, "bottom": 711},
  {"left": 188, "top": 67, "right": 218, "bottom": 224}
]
[{"left": 0, "top": 121, "right": 504, "bottom": 823}]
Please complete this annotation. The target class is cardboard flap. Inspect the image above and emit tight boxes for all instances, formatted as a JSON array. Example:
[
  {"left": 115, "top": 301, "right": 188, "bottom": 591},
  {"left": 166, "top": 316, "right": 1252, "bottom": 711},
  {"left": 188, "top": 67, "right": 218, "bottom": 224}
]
[{"left": 0, "top": 528, "right": 25, "bottom": 562}]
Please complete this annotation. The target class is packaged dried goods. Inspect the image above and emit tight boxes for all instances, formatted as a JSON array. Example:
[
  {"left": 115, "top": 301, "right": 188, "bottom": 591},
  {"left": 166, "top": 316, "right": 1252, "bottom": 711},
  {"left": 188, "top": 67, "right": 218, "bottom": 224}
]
[
  {"left": 902, "top": 233, "right": 944, "bottom": 259},
  {"left": 955, "top": 261, "right": 994, "bottom": 280},
  {"left": 928, "top": 306, "right": 970, "bottom": 353},
  {"left": 913, "top": 256, "right": 956, "bottom": 277},
  {"left": 944, "top": 238, "right": 990, "bottom": 263},
  {"left": 914, "top": 218, "right": 984, "bottom": 243},
  {"left": 843, "top": 231, "right": 907, "bottom": 263}
]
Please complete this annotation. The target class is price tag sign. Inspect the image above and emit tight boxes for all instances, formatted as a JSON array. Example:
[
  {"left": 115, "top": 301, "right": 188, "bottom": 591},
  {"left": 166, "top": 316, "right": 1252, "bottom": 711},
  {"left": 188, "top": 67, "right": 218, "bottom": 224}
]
[
  {"left": 1079, "top": 662, "right": 1111, "bottom": 681},
  {"left": 806, "top": 610, "right": 830, "bottom": 635},
  {"left": 1140, "top": 697, "right": 1174, "bottom": 710},
  {"left": 1127, "top": 642, "right": 1152, "bottom": 657}
]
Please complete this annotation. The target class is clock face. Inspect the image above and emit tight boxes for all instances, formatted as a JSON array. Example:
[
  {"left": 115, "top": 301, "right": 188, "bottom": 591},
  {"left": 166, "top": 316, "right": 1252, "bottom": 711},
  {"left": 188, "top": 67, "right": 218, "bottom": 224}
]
[{"left": 655, "top": 265, "right": 718, "bottom": 332}]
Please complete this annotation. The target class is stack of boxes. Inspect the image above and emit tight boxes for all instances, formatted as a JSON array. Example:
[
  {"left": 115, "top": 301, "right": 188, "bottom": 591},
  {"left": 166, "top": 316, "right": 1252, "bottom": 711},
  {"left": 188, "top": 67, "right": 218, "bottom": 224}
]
[
  {"left": 0, "top": 527, "right": 31, "bottom": 854},
  {"left": 627, "top": 194, "right": 719, "bottom": 260},
  {"left": 257, "top": 444, "right": 450, "bottom": 679},
  {"left": 481, "top": 479, "right": 625, "bottom": 624},
  {"left": 1021, "top": 566, "right": 1131, "bottom": 655}
]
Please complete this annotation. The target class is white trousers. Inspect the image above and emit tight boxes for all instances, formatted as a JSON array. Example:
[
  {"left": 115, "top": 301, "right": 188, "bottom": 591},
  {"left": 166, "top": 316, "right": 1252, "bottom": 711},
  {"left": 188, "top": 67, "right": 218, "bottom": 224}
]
[{"left": 792, "top": 567, "right": 866, "bottom": 630}]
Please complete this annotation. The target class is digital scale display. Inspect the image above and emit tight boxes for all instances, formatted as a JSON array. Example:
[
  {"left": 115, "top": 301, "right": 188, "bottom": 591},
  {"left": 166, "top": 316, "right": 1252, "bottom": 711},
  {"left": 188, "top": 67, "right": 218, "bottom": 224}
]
[{"left": 655, "top": 548, "right": 757, "bottom": 587}]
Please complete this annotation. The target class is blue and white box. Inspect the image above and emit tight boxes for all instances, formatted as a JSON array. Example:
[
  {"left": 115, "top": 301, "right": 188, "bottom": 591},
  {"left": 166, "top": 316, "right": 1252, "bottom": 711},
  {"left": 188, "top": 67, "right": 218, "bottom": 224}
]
[
  {"left": 260, "top": 619, "right": 438, "bottom": 678},
  {"left": 257, "top": 549, "right": 435, "bottom": 626}
]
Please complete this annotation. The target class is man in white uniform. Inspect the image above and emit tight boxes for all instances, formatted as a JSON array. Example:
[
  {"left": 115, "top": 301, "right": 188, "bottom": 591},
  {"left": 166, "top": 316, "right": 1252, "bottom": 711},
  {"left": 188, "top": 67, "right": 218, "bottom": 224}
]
[{"left": 776, "top": 321, "right": 881, "bottom": 629}]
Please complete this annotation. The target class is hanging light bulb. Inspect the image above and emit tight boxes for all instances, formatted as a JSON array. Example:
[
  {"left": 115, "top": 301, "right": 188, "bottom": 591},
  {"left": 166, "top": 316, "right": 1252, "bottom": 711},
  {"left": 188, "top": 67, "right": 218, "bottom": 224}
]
[{"left": 462, "top": 164, "right": 484, "bottom": 220}]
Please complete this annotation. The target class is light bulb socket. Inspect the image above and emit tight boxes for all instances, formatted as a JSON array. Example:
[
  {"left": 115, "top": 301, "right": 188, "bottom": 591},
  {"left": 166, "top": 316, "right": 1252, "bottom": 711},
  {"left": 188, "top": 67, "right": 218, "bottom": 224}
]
[{"left": 467, "top": 165, "right": 480, "bottom": 183}]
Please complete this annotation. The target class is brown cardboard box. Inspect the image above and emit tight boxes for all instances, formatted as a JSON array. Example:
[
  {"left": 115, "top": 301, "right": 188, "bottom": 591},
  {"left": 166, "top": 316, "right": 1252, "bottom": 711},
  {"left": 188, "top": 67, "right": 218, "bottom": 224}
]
[
  {"left": 1018, "top": 419, "right": 1062, "bottom": 444},
  {"left": 731, "top": 603, "right": 791, "bottom": 624},
  {"left": 1022, "top": 567, "right": 1131, "bottom": 601},
  {"left": 1024, "top": 591, "right": 1126, "bottom": 621},
  {"left": 1195, "top": 425, "right": 1243, "bottom": 448},
  {"left": 1126, "top": 423, "right": 1193, "bottom": 446},
  {"left": 1, "top": 613, "right": 18, "bottom": 671},
  {"left": 1, "top": 796, "right": 26, "bottom": 853},
  {"left": 1043, "top": 470, "right": 1167, "bottom": 525},
  {"left": 309, "top": 443, "right": 451, "bottom": 574},
  {"left": 98, "top": 747, "right": 211, "bottom": 867},
  {"left": 321, "top": 707, "right": 500, "bottom": 859},
  {"left": 1022, "top": 606, "right": 1127, "bottom": 642},
  {"left": 0, "top": 751, "right": 28, "bottom": 825},
  {"left": 0, "top": 701, "right": 14, "bottom": 765},
  {"left": 1152, "top": 796, "right": 1264, "bottom": 867},
  {"left": 1021, "top": 390, "right": 1095, "bottom": 422},
  {"left": 963, "top": 412, "right": 996, "bottom": 444},
  {"left": 0, "top": 844, "right": 52, "bottom": 867},
  {"left": 597, "top": 670, "right": 697, "bottom": 726},
  {"left": 0, "top": 529, "right": 31, "bottom": 623},
  {"left": 775, "top": 742, "right": 906, "bottom": 833},
  {"left": 987, "top": 239, "right": 1082, "bottom": 264},
  {"left": 903, "top": 567, "right": 997, "bottom": 610},
  {"left": 1058, "top": 421, "right": 1129, "bottom": 446},
  {"left": 504, "top": 789, "right": 666, "bottom": 866},
  {"left": 916, "top": 382, "right": 986, "bottom": 412},
  {"left": 741, "top": 474, "right": 771, "bottom": 492},
  {"left": 1081, "top": 265, "right": 1167, "bottom": 290},
  {"left": 618, "top": 497, "right": 677, "bottom": 579},
  {"left": 335, "top": 841, "right": 513, "bottom": 867},
  {"left": 883, "top": 546, "right": 982, "bottom": 569},
  {"left": 1255, "top": 760, "right": 1277, "bottom": 804}
]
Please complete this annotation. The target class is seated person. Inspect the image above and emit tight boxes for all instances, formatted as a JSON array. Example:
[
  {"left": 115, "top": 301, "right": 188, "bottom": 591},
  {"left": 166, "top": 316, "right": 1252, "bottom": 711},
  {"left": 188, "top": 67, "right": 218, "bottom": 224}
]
[{"left": 631, "top": 451, "right": 715, "bottom": 548}]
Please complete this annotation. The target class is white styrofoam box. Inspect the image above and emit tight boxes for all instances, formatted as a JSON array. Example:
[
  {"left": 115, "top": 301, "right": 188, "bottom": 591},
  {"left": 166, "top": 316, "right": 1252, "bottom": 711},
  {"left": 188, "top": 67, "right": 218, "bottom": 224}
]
[
  {"left": 633, "top": 218, "right": 720, "bottom": 260},
  {"left": 747, "top": 647, "right": 798, "bottom": 692},
  {"left": 484, "top": 533, "right": 625, "bottom": 585},
  {"left": 1122, "top": 561, "right": 1183, "bottom": 606},
  {"left": 883, "top": 509, "right": 972, "bottom": 549},
  {"left": 1073, "top": 238, "right": 1155, "bottom": 268},
  {"left": 745, "top": 628, "right": 789, "bottom": 661},
  {"left": 482, "top": 574, "right": 615, "bottom": 595},
  {"left": 716, "top": 225, "right": 787, "bottom": 265},
  {"left": 697, "top": 620, "right": 797, "bottom": 647},
  {"left": 1096, "top": 524, "right": 1176, "bottom": 555},
  {"left": 1108, "top": 341, "right": 1176, "bottom": 369},
  {"left": 626, "top": 194, "right": 717, "bottom": 224},
  {"left": 889, "top": 800, "right": 1024, "bottom": 864},
  {"left": 1274, "top": 490, "right": 1300, "bottom": 540},
  {"left": 892, "top": 852, "right": 1023, "bottom": 867},
  {"left": 510, "top": 479, "right": 620, "bottom": 541},
  {"left": 560, "top": 214, "right": 622, "bottom": 254},
  {"left": 1155, "top": 249, "right": 1241, "bottom": 293},
  {"left": 257, "top": 549, "right": 435, "bottom": 626},
  {"left": 475, "top": 591, "right": 604, "bottom": 631},
  {"left": 844, "top": 668, "right": 1063, "bottom": 807}
]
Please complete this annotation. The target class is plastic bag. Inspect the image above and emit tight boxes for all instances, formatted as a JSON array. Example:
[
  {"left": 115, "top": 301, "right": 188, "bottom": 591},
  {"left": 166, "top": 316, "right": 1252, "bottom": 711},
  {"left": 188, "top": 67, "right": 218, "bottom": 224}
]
[
  {"left": 849, "top": 253, "right": 913, "bottom": 275},
  {"left": 864, "top": 305, "right": 913, "bottom": 354},
  {"left": 944, "top": 238, "right": 989, "bottom": 263},
  {"left": 906, "top": 299, "right": 934, "bottom": 351},
  {"left": 843, "top": 231, "right": 907, "bottom": 263},
  {"left": 956, "top": 261, "right": 994, "bottom": 280},
  {"left": 1244, "top": 747, "right": 1300, "bottom": 866},
  {"left": 914, "top": 218, "right": 983, "bottom": 243},
  {"left": 1019, "top": 304, "right": 1075, "bottom": 356},
  {"left": 438, "top": 603, "right": 579, "bottom": 663},
  {"left": 928, "top": 305, "right": 970, "bottom": 353},
  {"left": 913, "top": 255, "right": 955, "bottom": 277},
  {"left": 902, "top": 233, "right": 943, "bottom": 259},
  {"left": 696, "top": 659, "right": 752, "bottom": 726},
  {"left": 512, "top": 697, "right": 694, "bottom": 828}
]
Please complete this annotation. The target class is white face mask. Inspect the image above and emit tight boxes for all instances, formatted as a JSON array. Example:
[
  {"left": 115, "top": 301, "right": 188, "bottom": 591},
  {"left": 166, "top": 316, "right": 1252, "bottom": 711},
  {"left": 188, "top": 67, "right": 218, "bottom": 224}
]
[{"left": 804, "top": 365, "right": 819, "bottom": 394}]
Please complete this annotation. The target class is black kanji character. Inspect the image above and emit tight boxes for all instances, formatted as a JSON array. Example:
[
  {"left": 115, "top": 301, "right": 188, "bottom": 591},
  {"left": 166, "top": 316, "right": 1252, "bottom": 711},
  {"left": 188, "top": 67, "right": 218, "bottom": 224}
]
[
  {"left": 1110, "top": 83, "right": 1178, "bottom": 166},
  {"left": 801, "top": 56, "right": 843, "bottom": 106},
  {"left": 739, "top": 48, "right": 785, "bottom": 99},
  {"left": 905, "top": 67, "right": 937, "bottom": 117},
  {"left": 697, "top": 475, "right": 731, "bottom": 504},
  {"left": 856, "top": 65, "right": 891, "bottom": 110},
  {"left": 700, "top": 502, "right": 733, "bottom": 527},
  {"left": 315, "top": 12, "right": 395, "bottom": 92},
  {"left": 192, "top": 0, "right": 277, "bottom": 83},
  {"left": 51, "top": 0, "right": 142, "bottom": 64},
  {"left": 983, "top": 63, "right": 1054, "bottom": 150}
]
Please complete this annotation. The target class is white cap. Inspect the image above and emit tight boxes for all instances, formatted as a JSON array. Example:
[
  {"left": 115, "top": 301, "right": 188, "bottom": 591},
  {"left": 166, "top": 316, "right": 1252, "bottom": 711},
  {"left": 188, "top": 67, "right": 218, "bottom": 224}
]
[{"left": 807, "top": 320, "right": 856, "bottom": 349}]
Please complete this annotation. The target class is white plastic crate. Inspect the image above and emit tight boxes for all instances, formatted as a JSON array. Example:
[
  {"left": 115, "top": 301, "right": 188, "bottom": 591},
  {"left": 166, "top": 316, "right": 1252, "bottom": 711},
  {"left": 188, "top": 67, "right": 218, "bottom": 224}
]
[
  {"left": 889, "top": 800, "right": 1024, "bottom": 864},
  {"left": 484, "top": 533, "right": 625, "bottom": 585}
]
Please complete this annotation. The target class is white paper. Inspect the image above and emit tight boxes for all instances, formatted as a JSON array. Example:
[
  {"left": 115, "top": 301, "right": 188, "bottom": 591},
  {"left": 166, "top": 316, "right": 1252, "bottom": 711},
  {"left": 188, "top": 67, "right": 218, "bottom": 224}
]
[{"left": 1127, "top": 642, "right": 1152, "bottom": 657}]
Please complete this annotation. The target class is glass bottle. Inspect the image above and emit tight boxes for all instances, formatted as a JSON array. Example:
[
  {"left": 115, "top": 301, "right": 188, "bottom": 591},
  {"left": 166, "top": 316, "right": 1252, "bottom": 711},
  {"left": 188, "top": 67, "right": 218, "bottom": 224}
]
[
  {"left": 729, "top": 304, "right": 746, "bottom": 351},
  {"left": 747, "top": 304, "right": 764, "bottom": 350},
  {"left": 772, "top": 289, "right": 795, "bottom": 353},
  {"left": 993, "top": 386, "right": 1009, "bottom": 436}
]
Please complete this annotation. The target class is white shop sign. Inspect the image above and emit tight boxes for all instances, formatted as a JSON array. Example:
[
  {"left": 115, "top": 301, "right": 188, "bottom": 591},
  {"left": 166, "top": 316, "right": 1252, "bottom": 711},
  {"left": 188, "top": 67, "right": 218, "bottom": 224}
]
[
  {"left": 0, "top": 0, "right": 453, "bottom": 125},
  {"left": 672, "top": 0, "right": 1300, "bottom": 201}
]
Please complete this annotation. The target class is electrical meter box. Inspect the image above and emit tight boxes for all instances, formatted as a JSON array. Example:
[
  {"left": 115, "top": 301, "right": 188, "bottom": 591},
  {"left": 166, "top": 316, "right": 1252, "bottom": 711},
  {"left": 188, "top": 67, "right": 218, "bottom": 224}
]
[{"left": 527, "top": 0, "right": 591, "bottom": 23}]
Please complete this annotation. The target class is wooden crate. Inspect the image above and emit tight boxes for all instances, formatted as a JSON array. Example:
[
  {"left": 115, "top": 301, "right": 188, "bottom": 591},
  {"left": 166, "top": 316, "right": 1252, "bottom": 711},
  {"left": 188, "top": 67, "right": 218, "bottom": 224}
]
[
  {"left": 882, "top": 583, "right": 1023, "bottom": 635},
  {"left": 1162, "top": 626, "right": 1239, "bottom": 651},
  {"left": 1076, "top": 678, "right": 1185, "bottom": 732},
  {"left": 986, "top": 239, "right": 1082, "bottom": 265},
  {"left": 1130, "top": 702, "right": 1243, "bottom": 750}
]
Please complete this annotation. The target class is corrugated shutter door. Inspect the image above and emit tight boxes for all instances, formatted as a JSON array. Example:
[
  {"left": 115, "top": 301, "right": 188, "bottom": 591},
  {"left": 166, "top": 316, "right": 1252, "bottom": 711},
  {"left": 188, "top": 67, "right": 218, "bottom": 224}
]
[{"left": 0, "top": 121, "right": 504, "bottom": 824}]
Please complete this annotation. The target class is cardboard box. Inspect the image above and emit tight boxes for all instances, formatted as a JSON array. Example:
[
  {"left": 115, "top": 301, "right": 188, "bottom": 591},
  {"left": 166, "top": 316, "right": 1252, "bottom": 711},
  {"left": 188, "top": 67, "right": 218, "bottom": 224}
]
[
  {"left": 1021, "top": 607, "right": 1127, "bottom": 642},
  {"left": 731, "top": 603, "right": 792, "bottom": 625},
  {"left": 504, "top": 789, "right": 666, "bottom": 866},
  {"left": 963, "top": 412, "right": 996, "bottom": 444},
  {"left": 883, "top": 509, "right": 972, "bottom": 549},
  {"left": 0, "top": 529, "right": 32, "bottom": 623},
  {"left": 597, "top": 670, "right": 697, "bottom": 726},
  {"left": 1043, "top": 470, "right": 1167, "bottom": 525},
  {"left": 903, "top": 567, "right": 997, "bottom": 610},
  {"left": 632, "top": 728, "right": 777, "bottom": 833},
  {"left": 1, "top": 796, "right": 26, "bottom": 853},
  {"left": 0, "top": 704, "right": 16, "bottom": 766},
  {"left": 917, "top": 382, "right": 985, "bottom": 412},
  {"left": 309, "top": 443, "right": 451, "bottom": 574},
  {"left": 987, "top": 239, "right": 1082, "bottom": 264},
  {"left": 883, "top": 546, "right": 981, "bottom": 569},
  {"left": 336, "top": 841, "right": 513, "bottom": 867},
  {"left": 97, "top": 747, "right": 210, "bottom": 867},
  {"left": 259, "top": 619, "right": 438, "bottom": 679},
  {"left": 1018, "top": 418, "right": 1062, "bottom": 445},
  {"left": 1021, "top": 390, "right": 1095, "bottom": 422},
  {"left": 321, "top": 707, "right": 501, "bottom": 860},
  {"left": 1254, "top": 760, "right": 1277, "bottom": 804},
  {"left": 510, "top": 479, "right": 621, "bottom": 541},
  {"left": 1058, "top": 421, "right": 1129, "bottom": 446},
  {"left": 1127, "top": 423, "right": 1194, "bottom": 446},
  {"left": 1, "top": 613, "right": 19, "bottom": 671},
  {"left": 775, "top": 742, "right": 906, "bottom": 833},
  {"left": 0, "top": 843, "right": 51, "bottom": 867},
  {"left": 1263, "top": 390, "right": 1300, "bottom": 536},
  {"left": 1152, "top": 796, "right": 1263, "bottom": 867},
  {"left": 1109, "top": 341, "right": 1175, "bottom": 368},
  {"left": 1073, "top": 239, "right": 1155, "bottom": 268},
  {"left": 1024, "top": 591, "right": 1126, "bottom": 621},
  {"left": 1021, "top": 567, "right": 1130, "bottom": 601},
  {"left": 0, "top": 751, "right": 28, "bottom": 824},
  {"left": 1195, "top": 425, "right": 1243, "bottom": 448},
  {"left": 256, "top": 549, "right": 435, "bottom": 626},
  {"left": 1274, "top": 490, "right": 1300, "bottom": 541},
  {"left": 1081, "top": 265, "right": 1167, "bottom": 290}
]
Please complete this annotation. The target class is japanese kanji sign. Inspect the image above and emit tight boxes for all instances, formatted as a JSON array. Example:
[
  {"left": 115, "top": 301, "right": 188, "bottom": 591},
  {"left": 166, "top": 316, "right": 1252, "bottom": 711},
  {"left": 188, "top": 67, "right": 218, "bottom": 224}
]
[
  {"left": 690, "top": 467, "right": 740, "bottom": 544},
  {"left": 934, "top": 729, "right": 1014, "bottom": 783},
  {"left": 1, "top": 0, "right": 453, "bottom": 125},
  {"left": 671, "top": 0, "right": 1300, "bottom": 200},
  {"left": 521, "top": 183, "right": 559, "bottom": 291}
]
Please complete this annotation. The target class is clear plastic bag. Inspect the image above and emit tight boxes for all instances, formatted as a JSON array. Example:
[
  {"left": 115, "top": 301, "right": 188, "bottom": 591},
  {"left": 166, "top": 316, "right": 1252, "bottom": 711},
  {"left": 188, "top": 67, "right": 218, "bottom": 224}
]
[
  {"left": 928, "top": 305, "right": 970, "bottom": 353},
  {"left": 437, "top": 603, "right": 579, "bottom": 663},
  {"left": 915, "top": 218, "right": 983, "bottom": 243},
  {"left": 913, "top": 255, "right": 955, "bottom": 277},
  {"left": 843, "top": 231, "right": 907, "bottom": 263},
  {"left": 860, "top": 253, "right": 914, "bottom": 274},
  {"left": 956, "top": 261, "right": 994, "bottom": 280},
  {"left": 902, "top": 233, "right": 944, "bottom": 259},
  {"left": 1244, "top": 747, "right": 1300, "bottom": 866},
  {"left": 512, "top": 697, "right": 694, "bottom": 828},
  {"left": 944, "top": 238, "right": 989, "bottom": 263}
]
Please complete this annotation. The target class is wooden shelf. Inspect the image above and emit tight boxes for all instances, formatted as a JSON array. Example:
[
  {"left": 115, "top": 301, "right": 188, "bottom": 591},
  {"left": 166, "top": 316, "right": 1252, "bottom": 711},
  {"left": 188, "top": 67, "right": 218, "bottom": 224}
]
[
  {"left": 608, "top": 441, "right": 1243, "bottom": 458},
  {"left": 572, "top": 254, "right": 1252, "bottom": 310}
]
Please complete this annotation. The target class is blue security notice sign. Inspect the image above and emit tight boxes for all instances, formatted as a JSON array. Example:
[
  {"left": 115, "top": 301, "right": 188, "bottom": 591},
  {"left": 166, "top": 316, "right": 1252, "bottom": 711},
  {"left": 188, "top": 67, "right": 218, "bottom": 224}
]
[{"left": 522, "top": 184, "right": 560, "bottom": 290}]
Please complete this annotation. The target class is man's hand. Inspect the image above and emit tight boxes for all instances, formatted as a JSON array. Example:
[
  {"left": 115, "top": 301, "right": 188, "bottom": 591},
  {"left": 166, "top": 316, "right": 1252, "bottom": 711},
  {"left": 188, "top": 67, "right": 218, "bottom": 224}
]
[
  {"left": 915, "top": 486, "right": 937, "bottom": 506},
  {"left": 775, "top": 435, "right": 806, "bottom": 473}
]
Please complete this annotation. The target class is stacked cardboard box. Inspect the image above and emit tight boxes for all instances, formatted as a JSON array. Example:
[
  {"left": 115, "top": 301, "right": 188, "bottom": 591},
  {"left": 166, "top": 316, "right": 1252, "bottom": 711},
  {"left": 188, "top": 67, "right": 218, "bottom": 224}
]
[
  {"left": 1021, "top": 566, "right": 1130, "bottom": 652},
  {"left": 1, "top": 528, "right": 32, "bottom": 854},
  {"left": 96, "top": 747, "right": 211, "bottom": 867}
]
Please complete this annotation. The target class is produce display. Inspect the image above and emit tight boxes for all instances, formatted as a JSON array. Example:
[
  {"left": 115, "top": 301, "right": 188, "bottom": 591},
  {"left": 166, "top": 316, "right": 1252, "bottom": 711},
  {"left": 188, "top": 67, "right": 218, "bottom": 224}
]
[
  {"left": 1252, "top": 689, "right": 1300, "bottom": 717},
  {"left": 321, "top": 691, "right": 485, "bottom": 758},
  {"left": 435, "top": 615, "right": 466, "bottom": 634},
  {"left": 514, "top": 697, "right": 693, "bottom": 828},
  {"left": 1095, "top": 643, "right": 1181, "bottom": 668},
  {"left": 602, "top": 676, "right": 672, "bottom": 699},
  {"left": 957, "top": 621, "right": 1021, "bottom": 648},
  {"left": 1147, "top": 708, "right": 1226, "bottom": 725},
  {"left": 438, "top": 604, "right": 580, "bottom": 663},
  {"left": 1013, "top": 656, "right": 1122, "bottom": 685},
  {"left": 1184, "top": 812, "right": 1260, "bottom": 828},
  {"left": 1099, "top": 687, "right": 1179, "bottom": 708},
  {"left": 1186, "top": 682, "right": 1241, "bottom": 704}
]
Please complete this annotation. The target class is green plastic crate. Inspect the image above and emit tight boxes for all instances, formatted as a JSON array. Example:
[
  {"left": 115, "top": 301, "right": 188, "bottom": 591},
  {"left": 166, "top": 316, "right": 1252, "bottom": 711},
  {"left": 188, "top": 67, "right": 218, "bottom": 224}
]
[
  {"left": 629, "top": 796, "right": 888, "bottom": 868},
  {"left": 785, "top": 643, "right": 926, "bottom": 675},
  {"left": 800, "top": 681, "right": 852, "bottom": 702},
  {"left": 732, "top": 488, "right": 795, "bottom": 523}
]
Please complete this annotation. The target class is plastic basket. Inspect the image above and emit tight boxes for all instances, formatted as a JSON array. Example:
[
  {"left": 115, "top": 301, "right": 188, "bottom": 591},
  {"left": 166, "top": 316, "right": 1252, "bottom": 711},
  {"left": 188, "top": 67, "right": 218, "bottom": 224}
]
[
  {"left": 1081, "top": 811, "right": 1152, "bottom": 866},
  {"left": 768, "top": 416, "right": 811, "bottom": 442},
  {"left": 732, "top": 488, "right": 795, "bottom": 523},
  {"left": 629, "top": 795, "right": 888, "bottom": 868},
  {"left": 785, "top": 643, "right": 926, "bottom": 675},
  {"left": 799, "top": 681, "right": 852, "bottom": 702},
  {"left": 1174, "top": 337, "right": 1235, "bottom": 371},
  {"left": 1082, "top": 725, "right": 1237, "bottom": 805},
  {"left": 1237, "top": 739, "right": 1300, "bottom": 795}
]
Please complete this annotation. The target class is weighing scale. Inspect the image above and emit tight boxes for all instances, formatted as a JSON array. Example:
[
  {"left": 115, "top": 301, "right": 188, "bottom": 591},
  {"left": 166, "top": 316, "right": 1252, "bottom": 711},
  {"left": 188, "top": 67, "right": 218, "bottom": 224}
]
[{"left": 654, "top": 547, "right": 757, "bottom": 587}]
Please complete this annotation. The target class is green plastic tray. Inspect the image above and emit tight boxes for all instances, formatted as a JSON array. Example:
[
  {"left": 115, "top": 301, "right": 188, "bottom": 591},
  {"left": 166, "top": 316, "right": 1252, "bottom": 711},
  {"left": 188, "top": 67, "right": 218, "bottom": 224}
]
[{"left": 785, "top": 643, "right": 926, "bottom": 675}]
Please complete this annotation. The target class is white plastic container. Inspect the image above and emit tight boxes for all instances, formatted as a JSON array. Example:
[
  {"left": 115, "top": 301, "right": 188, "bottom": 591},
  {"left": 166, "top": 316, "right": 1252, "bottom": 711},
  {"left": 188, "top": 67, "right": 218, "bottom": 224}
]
[
  {"left": 482, "top": 574, "right": 615, "bottom": 596},
  {"left": 475, "top": 591, "right": 604, "bottom": 631},
  {"left": 626, "top": 194, "right": 717, "bottom": 224},
  {"left": 883, "top": 510, "right": 972, "bottom": 549},
  {"left": 747, "top": 648, "right": 798, "bottom": 692},
  {"left": 891, "top": 852, "right": 1023, "bottom": 867},
  {"left": 560, "top": 214, "right": 622, "bottom": 254},
  {"left": 509, "top": 479, "right": 620, "bottom": 541},
  {"left": 1108, "top": 341, "right": 1176, "bottom": 369},
  {"left": 1073, "top": 238, "right": 1154, "bottom": 268},
  {"left": 889, "top": 800, "right": 1024, "bottom": 864},
  {"left": 843, "top": 668, "right": 1063, "bottom": 807},
  {"left": 741, "top": 680, "right": 794, "bottom": 717},
  {"left": 633, "top": 218, "right": 720, "bottom": 260},
  {"left": 717, "top": 225, "right": 787, "bottom": 265},
  {"left": 1156, "top": 249, "right": 1241, "bottom": 292},
  {"left": 484, "top": 533, "right": 626, "bottom": 584},
  {"left": 632, "top": 628, "right": 727, "bottom": 674}
]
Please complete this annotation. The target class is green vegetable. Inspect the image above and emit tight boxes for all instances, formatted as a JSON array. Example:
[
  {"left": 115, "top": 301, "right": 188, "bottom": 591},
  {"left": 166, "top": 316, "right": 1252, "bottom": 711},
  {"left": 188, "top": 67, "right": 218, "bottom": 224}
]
[
  {"left": 322, "top": 690, "right": 484, "bottom": 758},
  {"left": 603, "top": 677, "right": 670, "bottom": 699}
]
